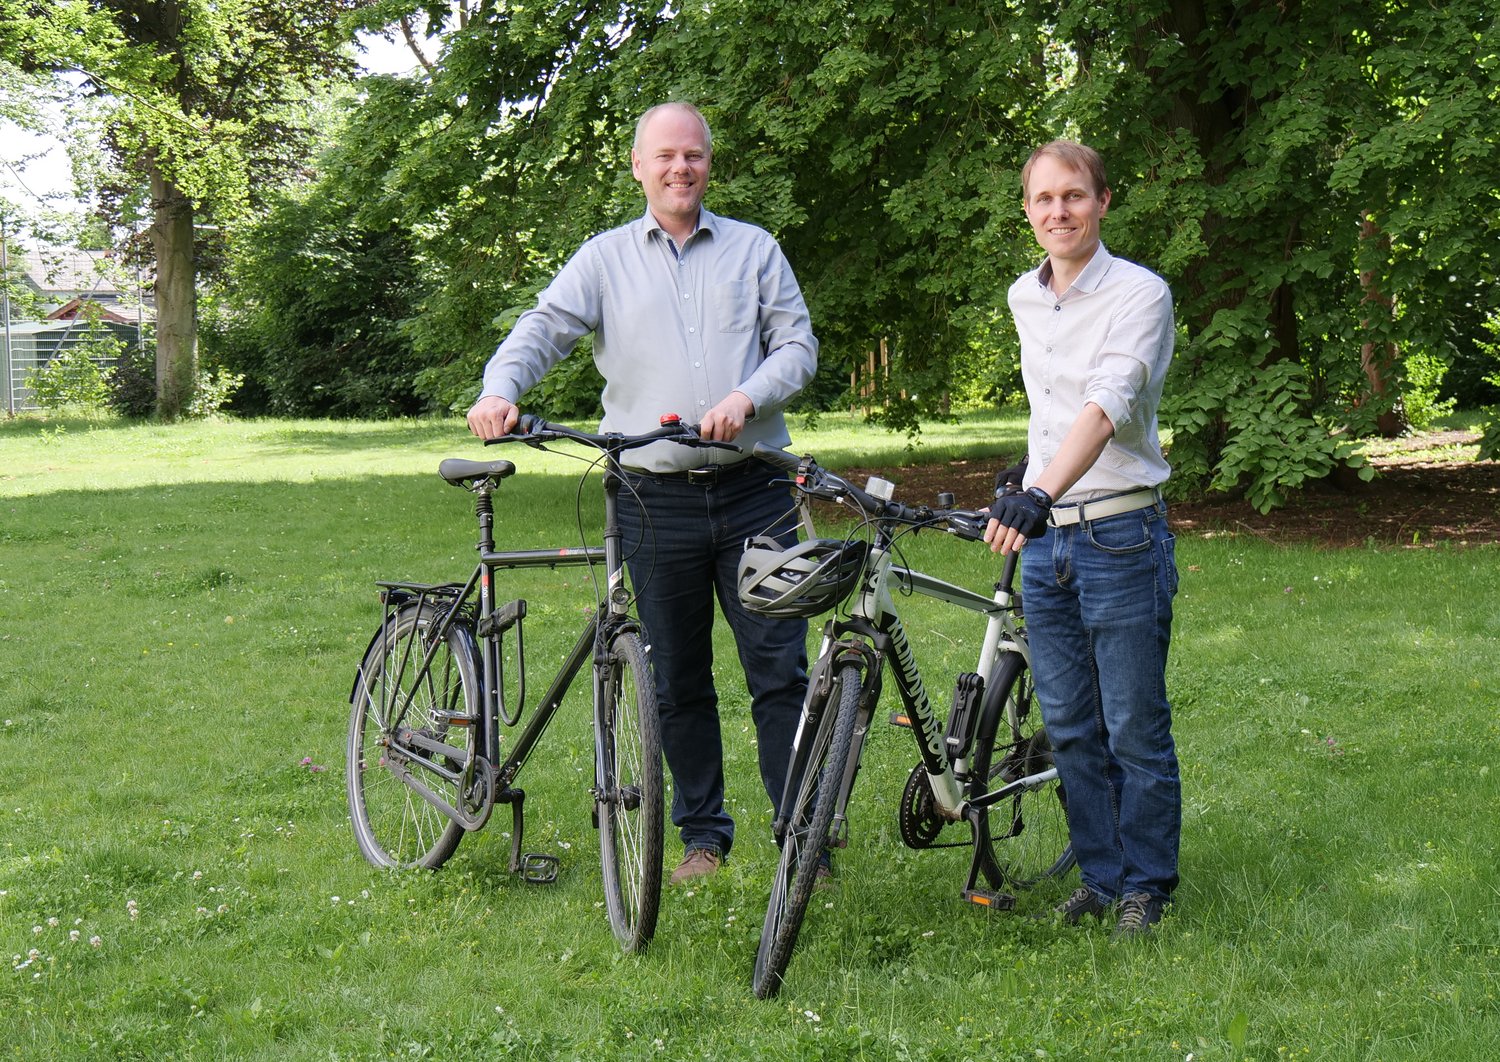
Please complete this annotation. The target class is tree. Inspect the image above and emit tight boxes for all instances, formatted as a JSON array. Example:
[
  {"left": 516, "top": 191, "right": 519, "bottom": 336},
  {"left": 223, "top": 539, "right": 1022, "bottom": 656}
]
[
  {"left": 1, "top": 0, "right": 365, "bottom": 418},
  {"left": 1039, "top": 0, "right": 1500, "bottom": 507}
]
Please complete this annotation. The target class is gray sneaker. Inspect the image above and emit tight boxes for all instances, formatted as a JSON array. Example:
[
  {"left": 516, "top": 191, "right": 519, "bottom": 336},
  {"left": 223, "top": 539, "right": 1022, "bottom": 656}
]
[
  {"left": 1111, "top": 891, "right": 1166, "bottom": 940},
  {"left": 1054, "top": 887, "right": 1111, "bottom": 925}
]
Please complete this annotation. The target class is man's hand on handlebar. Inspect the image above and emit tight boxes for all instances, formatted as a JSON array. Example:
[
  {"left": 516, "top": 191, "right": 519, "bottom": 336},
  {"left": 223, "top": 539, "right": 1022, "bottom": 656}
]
[
  {"left": 468, "top": 395, "right": 519, "bottom": 440},
  {"left": 697, "top": 391, "right": 755, "bottom": 443}
]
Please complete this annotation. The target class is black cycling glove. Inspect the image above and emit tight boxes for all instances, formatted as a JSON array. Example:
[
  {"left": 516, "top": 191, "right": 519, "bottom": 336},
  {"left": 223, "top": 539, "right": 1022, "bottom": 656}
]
[
  {"left": 987, "top": 486, "right": 1053, "bottom": 539},
  {"left": 993, "top": 455, "right": 1029, "bottom": 494}
]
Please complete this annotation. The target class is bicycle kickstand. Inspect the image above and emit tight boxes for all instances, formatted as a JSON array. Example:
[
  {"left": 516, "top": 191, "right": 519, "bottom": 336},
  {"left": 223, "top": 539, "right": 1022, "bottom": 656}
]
[
  {"left": 960, "top": 806, "right": 1017, "bottom": 911},
  {"left": 498, "top": 787, "right": 560, "bottom": 885}
]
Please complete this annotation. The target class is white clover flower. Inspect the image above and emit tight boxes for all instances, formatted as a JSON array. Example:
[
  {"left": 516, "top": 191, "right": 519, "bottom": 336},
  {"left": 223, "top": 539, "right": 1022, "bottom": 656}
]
[
  {"left": 32, "top": 926, "right": 42, "bottom": 935},
  {"left": 47, "top": 917, "right": 59, "bottom": 928},
  {"left": 89, "top": 936, "right": 102, "bottom": 948},
  {"left": 69, "top": 930, "right": 80, "bottom": 942}
]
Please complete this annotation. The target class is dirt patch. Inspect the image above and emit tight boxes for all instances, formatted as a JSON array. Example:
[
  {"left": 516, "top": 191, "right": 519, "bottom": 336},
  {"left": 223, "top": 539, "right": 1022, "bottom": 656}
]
[{"left": 848, "top": 429, "right": 1499, "bottom": 549}]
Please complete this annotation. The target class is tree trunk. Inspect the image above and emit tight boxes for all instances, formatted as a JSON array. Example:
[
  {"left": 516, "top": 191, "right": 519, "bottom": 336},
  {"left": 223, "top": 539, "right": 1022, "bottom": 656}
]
[
  {"left": 1357, "top": 214, "right": 1405, "bottom": 437},
  {"left": 150, "top": 163, "right": 196, "bottom": 419}
]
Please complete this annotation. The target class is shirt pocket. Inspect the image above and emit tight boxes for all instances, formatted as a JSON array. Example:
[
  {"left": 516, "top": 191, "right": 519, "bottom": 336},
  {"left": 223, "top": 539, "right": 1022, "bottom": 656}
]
[{"left": 712, "top": 280, "right": 756, "bottom": 333}]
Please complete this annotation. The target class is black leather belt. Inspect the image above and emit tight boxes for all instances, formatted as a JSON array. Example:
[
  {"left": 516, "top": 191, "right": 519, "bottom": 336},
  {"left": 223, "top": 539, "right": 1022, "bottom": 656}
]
[{"left": 624, "top": 459, "right": 758, "bottom": 486}]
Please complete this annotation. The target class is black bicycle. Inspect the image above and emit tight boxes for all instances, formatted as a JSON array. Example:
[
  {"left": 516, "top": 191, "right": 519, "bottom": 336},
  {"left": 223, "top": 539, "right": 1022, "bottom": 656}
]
[
  {"left": 742, "top": 445, "right": 1075, "bottom": 997},
  {"left": 345, "top": 414, "right": 733, "bottom": 952}
]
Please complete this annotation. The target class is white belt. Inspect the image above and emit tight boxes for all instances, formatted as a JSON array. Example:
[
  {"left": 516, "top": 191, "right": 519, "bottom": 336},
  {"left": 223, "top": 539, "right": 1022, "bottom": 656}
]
[{"left": 1047, "top": 488, "right": 1162, "bottom": 528}]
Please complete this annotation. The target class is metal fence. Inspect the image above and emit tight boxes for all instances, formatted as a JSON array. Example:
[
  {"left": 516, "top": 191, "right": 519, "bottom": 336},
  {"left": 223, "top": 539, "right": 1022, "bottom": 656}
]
[{"left": 2, "top": 318, "right": 147, "bottom": 413}]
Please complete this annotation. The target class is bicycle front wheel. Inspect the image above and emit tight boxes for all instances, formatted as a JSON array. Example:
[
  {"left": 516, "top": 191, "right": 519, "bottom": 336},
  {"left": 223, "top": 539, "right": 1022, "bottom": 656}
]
[
  {"left": 596, "top": 630, "right": 663, "bottom": 952},
  {"left": 347, "top": 604, "right": 478, "bottom": 869},
  {"left": 753, "top": 659, "right": 862, "bottom": 1000},
  {"left": 970, "top": 651, "right": 1075, "bottom": 889}
]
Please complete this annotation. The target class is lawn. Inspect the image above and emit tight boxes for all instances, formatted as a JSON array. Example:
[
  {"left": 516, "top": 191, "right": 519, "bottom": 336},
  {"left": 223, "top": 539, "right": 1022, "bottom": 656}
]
[{"left": 2, "top": 413, "right": 1497, "bottom": 1060}]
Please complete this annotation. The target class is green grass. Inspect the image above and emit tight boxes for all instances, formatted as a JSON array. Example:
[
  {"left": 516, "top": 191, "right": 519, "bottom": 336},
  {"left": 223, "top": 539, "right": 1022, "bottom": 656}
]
[{"left": 2, "top": 412, "right": 1498, "bottom": 1059}]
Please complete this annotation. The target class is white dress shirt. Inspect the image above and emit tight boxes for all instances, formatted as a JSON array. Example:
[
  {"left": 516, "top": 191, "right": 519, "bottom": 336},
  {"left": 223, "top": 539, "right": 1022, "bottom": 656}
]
[{"left": 1008, "top": 243, "right": 1175, "bottom": 501}]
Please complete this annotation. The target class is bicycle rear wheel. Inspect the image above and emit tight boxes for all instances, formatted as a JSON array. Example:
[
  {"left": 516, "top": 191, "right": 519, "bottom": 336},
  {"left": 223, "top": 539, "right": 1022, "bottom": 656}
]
[
  {"left": 347, "top": 603, "right": 478, "bottom": 869},
  {"left": 595, "top": 630, "right": 663, "bottom": 952},
  {"left": 753, "top": 659, "right": 862, "bottom": 1000},
  {"left": 970, "top": 651, "right": 1075, "bottom": 888}
]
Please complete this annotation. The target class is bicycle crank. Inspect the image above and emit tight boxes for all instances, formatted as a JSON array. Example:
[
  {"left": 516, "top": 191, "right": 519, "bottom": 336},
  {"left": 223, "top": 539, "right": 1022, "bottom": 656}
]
[{"left": 897, "top": 763, "right": 947, "bottom": 849}]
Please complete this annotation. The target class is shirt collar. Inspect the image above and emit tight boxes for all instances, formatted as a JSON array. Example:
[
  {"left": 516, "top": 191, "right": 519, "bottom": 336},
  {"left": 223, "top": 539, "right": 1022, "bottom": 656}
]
[
  {"left": 637, "top": 206, "right": 719, "bottom": 246},
  {"left": 1036, "top": 242, "right": 1115, "bottom": 296}
]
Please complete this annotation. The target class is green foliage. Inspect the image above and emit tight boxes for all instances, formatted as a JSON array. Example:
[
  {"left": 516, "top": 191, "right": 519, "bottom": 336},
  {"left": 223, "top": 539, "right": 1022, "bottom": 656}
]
[
  {"left": 204, "top": 177, "right": 427, "bottom": 417},
  {"left": 184, "top": 368, "right": 244, "bottom": 419},
  {"left": 1400, "top": 351, "right": 1457, "bottom": 432},
  {"left": 27, "top": 345, "right": 113, "bottom": 412},
  {"left": 1475, "top": 310, "right": 1500, "bottom": 461},
  {"left": 164, "top": 0, "right": 1500, "bottom": 504},
  {"left": 106, "top": 343, "right": 158, "bottom": 419}
]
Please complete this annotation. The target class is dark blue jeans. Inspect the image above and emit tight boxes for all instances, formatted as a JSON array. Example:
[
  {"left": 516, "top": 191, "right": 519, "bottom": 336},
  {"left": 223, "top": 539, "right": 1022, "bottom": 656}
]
[
  {"left": 617, "top": 461, "right": 808, "bottom": 858},
  {"left": 1021, "top": 501, "right": 1181, "bottom": 902}
]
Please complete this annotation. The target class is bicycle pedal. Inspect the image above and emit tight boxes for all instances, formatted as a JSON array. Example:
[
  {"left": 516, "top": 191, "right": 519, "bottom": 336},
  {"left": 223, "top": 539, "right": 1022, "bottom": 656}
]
[
  {"left": 963, "top": 887, "right": 1017, "bottom": 911},
  {"left": 888, "top": 711, "right": 912, "bottom": 728},
  {"left": 519, "top": 853, "right": 560, "bottom": 884},
  {"left": 432, "top": 709, "right": 475, "bottom": 727}
]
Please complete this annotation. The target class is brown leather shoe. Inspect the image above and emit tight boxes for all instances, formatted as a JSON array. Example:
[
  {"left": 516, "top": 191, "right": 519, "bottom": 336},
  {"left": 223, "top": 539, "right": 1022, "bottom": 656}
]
[{"left": 669, "top": 848, "right": 721, "bottom": 886}]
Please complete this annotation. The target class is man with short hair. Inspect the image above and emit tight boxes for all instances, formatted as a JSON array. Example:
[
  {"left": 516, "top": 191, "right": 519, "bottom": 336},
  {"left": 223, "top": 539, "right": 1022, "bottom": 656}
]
[
  {"left": 468, "top": 102, "right": 818, "bottom": 886},
  {"left": 984, "top": 139, "right": 1181, "bottom": 939}
]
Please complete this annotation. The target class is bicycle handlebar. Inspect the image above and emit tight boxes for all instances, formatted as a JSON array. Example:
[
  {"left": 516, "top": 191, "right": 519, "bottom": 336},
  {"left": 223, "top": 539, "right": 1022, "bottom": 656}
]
[
  {"left": 487, "top": 414, "right": 743, "bottom": 455},
  {"left": 753, "top": 442, "right": 992, "bottom": 542}
]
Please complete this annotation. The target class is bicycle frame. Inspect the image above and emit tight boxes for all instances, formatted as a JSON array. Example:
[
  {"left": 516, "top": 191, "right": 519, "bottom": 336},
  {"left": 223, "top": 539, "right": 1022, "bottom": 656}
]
[
  {"left": 760, "top": 443, "right": 1063, "bottom": 890},
  {"left": 362, "top": 415, "right": 727, "bottom": 881},
  {"left": 808, "top": 530, "right": 1026, "bottom": 844}
]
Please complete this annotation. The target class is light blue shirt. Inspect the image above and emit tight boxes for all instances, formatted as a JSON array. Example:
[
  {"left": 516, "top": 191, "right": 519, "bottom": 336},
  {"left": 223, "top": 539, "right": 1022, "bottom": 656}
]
[
  {"left": 1008, "top": 244, "right": 1175, "bottom": 500},
  {"left": 480, "top": 207, "right": 819, "bottom": 472}
]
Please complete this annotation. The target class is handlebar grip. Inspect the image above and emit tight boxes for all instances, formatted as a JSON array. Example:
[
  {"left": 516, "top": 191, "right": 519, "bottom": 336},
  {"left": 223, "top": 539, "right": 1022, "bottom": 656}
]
[
  {"left": 515, "top": 413, "right": 545, "bottom": 436},
  {"left": 752, "top": 442, "right": 802, "bottom": 473}
]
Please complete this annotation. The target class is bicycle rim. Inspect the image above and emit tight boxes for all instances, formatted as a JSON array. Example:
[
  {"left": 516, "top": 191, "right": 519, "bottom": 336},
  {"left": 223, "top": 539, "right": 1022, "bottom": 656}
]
[
  {"left": 346, "top": 605, "right": 476, "bottom": 869},
  {"left": 753, "top": 660, "right": 862, "bottom": 999},
  {"left": 971, "top": 652, "right": 1075, "bottom": 889},
  {"left": 596, "top": 631, "right": 663, "bottom": 952}
]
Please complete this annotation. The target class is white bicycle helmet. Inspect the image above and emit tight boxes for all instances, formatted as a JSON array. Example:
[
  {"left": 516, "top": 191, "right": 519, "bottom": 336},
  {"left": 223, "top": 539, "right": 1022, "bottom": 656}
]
[{"left": 737, "top": 536, "right": 869, "bottom": 619}]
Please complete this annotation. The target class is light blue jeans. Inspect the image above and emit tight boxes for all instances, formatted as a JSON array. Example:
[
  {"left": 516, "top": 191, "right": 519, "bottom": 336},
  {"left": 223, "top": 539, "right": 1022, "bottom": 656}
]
[{"left": 1021, "top": 500, "right": 1180, "bottom": 902}]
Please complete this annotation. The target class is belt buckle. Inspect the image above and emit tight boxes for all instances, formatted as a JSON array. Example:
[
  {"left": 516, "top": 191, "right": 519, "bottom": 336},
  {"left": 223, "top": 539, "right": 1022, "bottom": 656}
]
[{"left": 685, "top": 466, "right": 718, "bottom": 485}]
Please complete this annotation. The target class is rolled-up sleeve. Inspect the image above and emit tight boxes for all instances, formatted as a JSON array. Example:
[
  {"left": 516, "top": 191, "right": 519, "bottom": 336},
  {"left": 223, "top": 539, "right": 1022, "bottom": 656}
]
[{"left": 1083, "top": 277, "right": 1173, "bottom": 435}]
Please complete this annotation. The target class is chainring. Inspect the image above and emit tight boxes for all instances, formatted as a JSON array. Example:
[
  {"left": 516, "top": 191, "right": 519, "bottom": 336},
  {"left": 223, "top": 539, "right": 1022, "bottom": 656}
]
[{"left": 897, "top": 763, "right": 947, "bottom": 849}]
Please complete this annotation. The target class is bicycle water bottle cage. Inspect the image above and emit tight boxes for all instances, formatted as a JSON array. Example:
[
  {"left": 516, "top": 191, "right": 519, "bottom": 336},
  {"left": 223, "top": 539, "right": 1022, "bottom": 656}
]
[{"left": 943, "top": 672, "right": 985, "bottom": 760}]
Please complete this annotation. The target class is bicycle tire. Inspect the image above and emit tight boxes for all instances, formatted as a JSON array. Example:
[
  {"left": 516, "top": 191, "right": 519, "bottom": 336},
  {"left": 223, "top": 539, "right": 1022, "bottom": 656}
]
[
  {"left": 970, "top": 651, "right": 1075, "bottom": 889},
  {"left": 347, "top": 603, "right": 478, "bottom": 869},
  {"left": 595, "top": 630, "right": 663, "bottom": 952},
  {"left": 752, "top": 659, "right": 862, "bottom": 999}
]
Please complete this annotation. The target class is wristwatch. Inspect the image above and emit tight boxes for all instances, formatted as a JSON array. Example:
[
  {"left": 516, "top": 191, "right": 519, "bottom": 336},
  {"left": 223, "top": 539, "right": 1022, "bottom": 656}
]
[{"left": 1024, "top": 486, "right": 1054, "bottom": 509}]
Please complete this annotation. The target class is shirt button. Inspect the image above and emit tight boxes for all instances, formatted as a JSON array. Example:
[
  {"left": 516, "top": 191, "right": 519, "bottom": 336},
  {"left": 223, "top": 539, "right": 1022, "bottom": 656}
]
[
  {"left": 1045, "top": 346, "right": 1052, "bottom": 352},
  {"left": 699, "top": 400, "right": 707, "bottom": 407},
  {"left": 688, "top": 327, "right": 696, "bottom": 334},
  {"left": 682, "top": 292, "right": 691, "bottom": 299},
  {"left": 1053, "top": 304, "right": 1061, "bottom": 311},
  {"left": 694, "top": 361, "right": 701, "bottom": 367}
]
